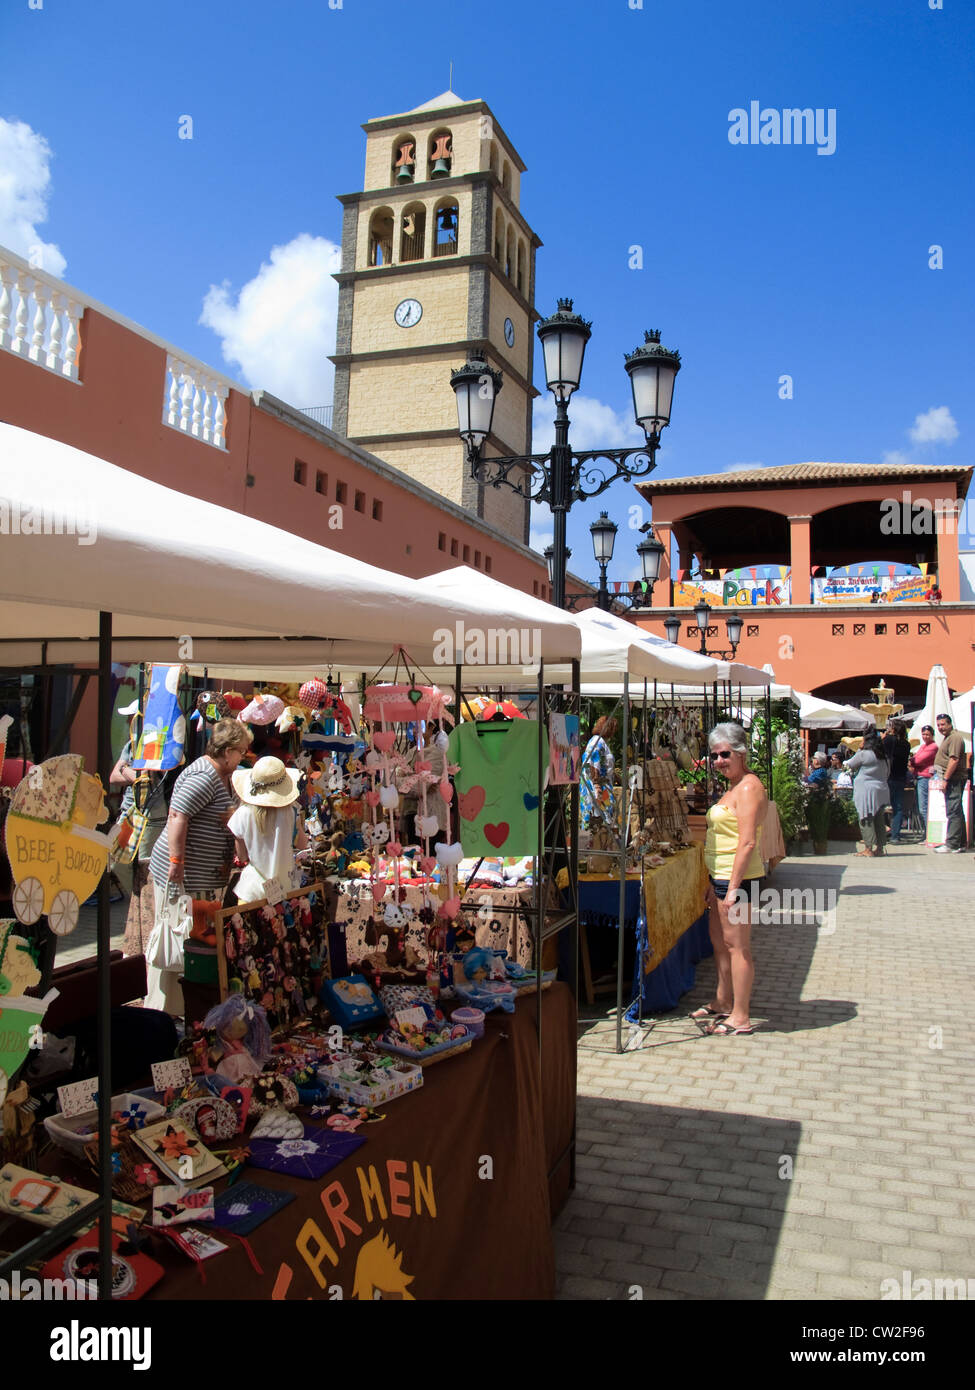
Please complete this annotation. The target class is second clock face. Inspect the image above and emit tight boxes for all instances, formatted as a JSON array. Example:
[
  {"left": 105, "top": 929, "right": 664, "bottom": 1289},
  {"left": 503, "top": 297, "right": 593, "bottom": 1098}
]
[
  {"left": 394, "top": 298, "right": 423, "bottom": 328},
  {"left": 504, "top": 317, "right": 515, "bottom": 347}
]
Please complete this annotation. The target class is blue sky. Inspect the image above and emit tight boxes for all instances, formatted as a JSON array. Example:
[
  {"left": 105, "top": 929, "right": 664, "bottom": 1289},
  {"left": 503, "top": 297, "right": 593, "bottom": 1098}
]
[{"left": 3, "top": 0, "right": 972, "bottom": 581}]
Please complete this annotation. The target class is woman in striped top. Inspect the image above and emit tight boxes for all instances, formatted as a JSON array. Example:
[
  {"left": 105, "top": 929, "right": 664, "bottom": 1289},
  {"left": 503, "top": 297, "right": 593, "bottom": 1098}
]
[{"left": 146, "top": 719, "right": 253, "bottom": 1012}]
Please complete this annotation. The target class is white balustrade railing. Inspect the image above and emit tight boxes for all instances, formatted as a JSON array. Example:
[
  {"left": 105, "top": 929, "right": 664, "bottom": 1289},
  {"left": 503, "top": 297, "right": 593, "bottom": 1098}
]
[
  {"left": 0, "top": 251, "right": 82, "bottom": 380},
  {"left": 164, "top": 355, "right": 229, "bottom": 450},
  {"left": 0, "top": 243, "right": 238, "bottom": 451}
]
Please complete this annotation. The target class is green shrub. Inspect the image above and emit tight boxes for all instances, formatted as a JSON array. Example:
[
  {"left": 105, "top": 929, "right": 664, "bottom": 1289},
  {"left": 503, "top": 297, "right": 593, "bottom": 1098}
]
[{"left": 772, "top": 751, "right": 806, "bottom": 843}]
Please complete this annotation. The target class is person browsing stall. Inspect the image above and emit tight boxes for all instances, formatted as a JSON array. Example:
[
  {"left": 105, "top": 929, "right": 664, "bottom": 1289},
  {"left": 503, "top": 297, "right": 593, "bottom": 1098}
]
[
  {"left": 843, "top": 730, "right": 890, "bottom": 858},
  {"left": 909, "top": 725, "right": 938, "bottom": 838},
  {"left": 932, "top": 713, "right": 967, "bottom": 853},
  {"left": 147, "top": 718, "right": 253, "bottom": 1012},
  {"left": 692, "top": 722, "right": 767, "bottom": 1036},
  {"left": 228, "top": 756, "right": 307, "bottom": 902}
]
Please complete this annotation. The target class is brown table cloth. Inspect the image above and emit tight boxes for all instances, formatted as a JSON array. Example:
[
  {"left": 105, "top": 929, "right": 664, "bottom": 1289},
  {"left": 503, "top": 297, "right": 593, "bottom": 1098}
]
[{"left": 140, "top": 982, "right": 575, "bottom": 1300}]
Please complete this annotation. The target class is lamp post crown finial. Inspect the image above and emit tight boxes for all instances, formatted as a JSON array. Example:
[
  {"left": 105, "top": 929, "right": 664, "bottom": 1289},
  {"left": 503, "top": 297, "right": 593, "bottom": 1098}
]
[{"left": 645, "top": 329, "right": 661, "bottom": 344}]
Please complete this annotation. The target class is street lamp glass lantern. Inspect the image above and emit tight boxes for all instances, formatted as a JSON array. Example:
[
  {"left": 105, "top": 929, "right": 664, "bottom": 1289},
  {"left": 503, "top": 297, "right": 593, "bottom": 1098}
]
[
  {"left": 450, "top": 354, "right": 502, "bottom": 451},
  {"left": 637, "top": 531, "right": 664, "bottom": 583},
  {"left": 694, "top": 597, "right": 711, "bottom": 632},
  {"left": 590, "top": 511, "right": 617, "bottom": 566},
  {"left": 624, "top": 330, "right": 681, "bottom": 436},
  {"left": 663, "top": 616, "right": 681, "bottom": 645},
  {"left": 537, "top": 299, "right": 592, "bottom": 402},
  {"left": 544, "top": 544, "right": 569, "bottom": 587},
  {"left": 725, "top": 614, "right": 744, "bottom": 649}
]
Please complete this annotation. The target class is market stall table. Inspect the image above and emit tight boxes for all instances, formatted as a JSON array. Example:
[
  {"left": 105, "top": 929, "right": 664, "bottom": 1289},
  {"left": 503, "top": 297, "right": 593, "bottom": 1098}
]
[
  {"left": 141, "top": 984, "right": 573, "bottom": 1301},
  {"left": 562, "top": 844, "right": 711, "bottom": 1013}
]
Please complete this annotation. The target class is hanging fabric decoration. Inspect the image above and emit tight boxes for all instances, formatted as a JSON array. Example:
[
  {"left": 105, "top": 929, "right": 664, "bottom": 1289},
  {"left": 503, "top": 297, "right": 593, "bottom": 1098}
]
[{"left": 133, "top": 665, "right": 186, "bottom": 770}]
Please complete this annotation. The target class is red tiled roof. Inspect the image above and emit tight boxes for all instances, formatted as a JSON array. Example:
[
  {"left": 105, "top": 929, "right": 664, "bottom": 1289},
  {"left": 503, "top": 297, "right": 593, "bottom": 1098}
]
[{"left": 637, "top": 461, "right": 973, "bottom": 497}]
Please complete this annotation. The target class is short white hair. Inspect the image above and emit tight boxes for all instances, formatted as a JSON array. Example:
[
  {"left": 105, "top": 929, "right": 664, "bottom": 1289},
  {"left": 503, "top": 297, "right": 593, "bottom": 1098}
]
[
  {"left": 812, "top": 752, "right": 827, "bottom": 765},
  {"left": 708, "top": 721, "right": 749, "bottom": 755}
]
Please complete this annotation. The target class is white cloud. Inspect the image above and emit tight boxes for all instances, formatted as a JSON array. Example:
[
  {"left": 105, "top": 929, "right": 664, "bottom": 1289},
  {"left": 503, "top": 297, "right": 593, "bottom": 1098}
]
[
  {"left": 723, "top": 461, "right": 765, "bottom": 472},
  {"left": 0, "top": 118, "right": 66, "bottom": 278},
  {"left": 882, "top": 449, "right": 911, "bottom": 467},
  {"left": 909, "top": 406, "right": 958, "bottom": 445},
  {"left": 200, "top": 234, "right": 341, "bottom": 405},
  {"left": 532, "top": 393, "right": 643, "bottom": 453}
]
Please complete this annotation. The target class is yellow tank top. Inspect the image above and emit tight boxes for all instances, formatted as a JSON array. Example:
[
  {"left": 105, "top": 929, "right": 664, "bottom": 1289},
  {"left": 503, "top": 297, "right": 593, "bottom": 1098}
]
[{"left": 705, "top": 803, "right": 764, "bottom": 880}]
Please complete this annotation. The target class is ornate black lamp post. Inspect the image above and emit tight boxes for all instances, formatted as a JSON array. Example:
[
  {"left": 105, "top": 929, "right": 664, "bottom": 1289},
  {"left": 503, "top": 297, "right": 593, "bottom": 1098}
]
[
  {"left": 450, "top": 302, "right": 681, "bottom": 610},
  {"left": 688, "top": 597, "right": 744, "bottom": 659}
]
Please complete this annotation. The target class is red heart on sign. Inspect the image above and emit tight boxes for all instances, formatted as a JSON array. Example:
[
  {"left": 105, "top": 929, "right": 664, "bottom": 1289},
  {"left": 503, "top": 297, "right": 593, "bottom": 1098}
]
[
  {"left": 458, "top": 786, "right": 485, "bottom": 821},
  {"left": 371, "top": 882, "right": 386, "bottom": 904},
  {"left": 418, "top": 856, "right": 437, "bottom": 874},
  {"left": 364, "top": 791, "right": 381, "bottom": 808},
  {"left": 387, "top": 841, "right": 403, "bottom": 858},
  {"left": 439, "top": 780, "right": 453, "bottom": 804},
  {"left": 438, "top": 896, "right": 461, "bottom": 920},
  {"left": 484, "top": 822, "right": 510, "bottom": 848},
  {"left": 372, "top": 731, "right": 395, "bottom": 752}
]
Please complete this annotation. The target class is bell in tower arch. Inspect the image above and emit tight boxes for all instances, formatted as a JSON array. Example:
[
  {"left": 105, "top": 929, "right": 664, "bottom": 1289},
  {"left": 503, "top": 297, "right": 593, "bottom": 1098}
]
[
  {"left": 395, "top": 141, "right": 416, "bottom": 183},
  {"left": 430, "top": 134, "right": 452, "bottom": 179}
]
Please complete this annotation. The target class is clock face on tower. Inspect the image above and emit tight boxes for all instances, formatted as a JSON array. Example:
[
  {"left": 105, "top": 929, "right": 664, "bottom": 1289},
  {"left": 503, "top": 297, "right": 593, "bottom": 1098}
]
[
  {"left": 504, "top": 317, "right": 515, "bottom": 347},
  {"left": 394, "top": 298, "right": 423, "bottom": 328}
]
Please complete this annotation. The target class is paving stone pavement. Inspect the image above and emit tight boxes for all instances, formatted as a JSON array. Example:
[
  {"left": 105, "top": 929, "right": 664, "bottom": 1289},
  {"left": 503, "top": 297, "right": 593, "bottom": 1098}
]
[{"left": 556, "top": 839, "right": 975, "bottom": 1300}]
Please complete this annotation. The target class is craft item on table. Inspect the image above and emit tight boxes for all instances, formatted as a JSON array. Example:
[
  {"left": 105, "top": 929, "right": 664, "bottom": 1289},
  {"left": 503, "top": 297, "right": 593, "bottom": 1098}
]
[
  {"left": 450, "top": 1006, "right": 485, "bottom": 1038},
  {"left": 131, "top": 1118, "right": 228, "bottom": 1189},
  {"left": 251, "top": 1106, "right": 304, "bottom": 1140},
  {"left": 152, "top": 1183, "right": 215, "bottom": 1227},
  {"left": 188, "top": 897, "right": 221, "bottom": 946},
  {"left": 44, "top": 1087, "right": 166, "bottom": 1161},
  {"left": 162, "top": 1225, "right": 229, "bottom": 1264},
  {"left": 376, "top": 1005, "right": 473, "bottom": 1061},
  {"left": 248, "top": 1073, "right": 300, "bottom": 1116},
  {"left": 4, "top": 755, "right": 110, "bottom": 933},
  {"left": 203, "top": 994, "right": 270, "bottom": 1084},
  {"left": 451, "top": 946, "right": 517, "bottom": 1014},
  {"left": 175, "top": 1096, "right": 240, "bottom": 1143},
  {"left": 0, "top": 1163, "right": 99, "bottom": 1226},
  {"left": 246, "top": 1125, "right": 366, "bottom": 1179},
  {"left": 317, "top": 1051, "right": 423, "bottom": 1107},
  {"left": 42, "top": 1224, "right": 164, "bottom": 1300},
  {"left": 219, "top": 1084, "right": 252, "bottom": 1133},
  {"left": 211, "top": 1181, "right": 296, "bottom": 1237},
  {"left": 151, "top": 1058, "right": 193, "bottom": 1092},
  {"left": 319, "top": 974, "right": 384, "bottom": 1029},
  {"left": 79, "top": 1128, "right": 164, "bottom": 1204},
  {"left": 447, "top": 718, "right": 549, "bottom": 857}
]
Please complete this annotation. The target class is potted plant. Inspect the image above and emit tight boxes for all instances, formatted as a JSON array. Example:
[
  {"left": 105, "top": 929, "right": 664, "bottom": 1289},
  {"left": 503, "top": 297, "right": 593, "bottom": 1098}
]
[
  {"left": 828, "top": 794, "right": 860, "bottom": 840},
  {"left": 806, "top": 786, "right": 832, "bottom": 853},
  {"left": 771, "top": 751, "right": 805, "bottom": 850}
]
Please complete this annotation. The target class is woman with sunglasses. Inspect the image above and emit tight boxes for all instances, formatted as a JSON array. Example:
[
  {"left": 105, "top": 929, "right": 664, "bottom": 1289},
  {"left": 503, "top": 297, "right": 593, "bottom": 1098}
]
[{"left": 691, "top": 722, "right": 767, "bottom": 1035}]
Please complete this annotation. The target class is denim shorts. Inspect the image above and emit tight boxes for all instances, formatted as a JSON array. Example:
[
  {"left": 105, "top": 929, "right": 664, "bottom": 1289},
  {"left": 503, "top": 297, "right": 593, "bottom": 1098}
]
[{"left": 709, "top": 875, "right": 765, "bottom": 902}]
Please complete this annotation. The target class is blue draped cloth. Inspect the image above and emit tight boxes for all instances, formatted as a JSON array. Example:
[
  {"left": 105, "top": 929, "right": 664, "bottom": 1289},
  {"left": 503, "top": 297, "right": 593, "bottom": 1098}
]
[{"left": 626, "top": 912, "right": 712, "bottom": 1018}]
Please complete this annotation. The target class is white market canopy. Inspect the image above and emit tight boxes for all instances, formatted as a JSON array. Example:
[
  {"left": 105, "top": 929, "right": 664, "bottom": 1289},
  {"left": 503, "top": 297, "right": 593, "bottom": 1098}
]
[
  {"left": 907, "top": 664, "right": 970, "bottom": 746},
  {"left": 0, "top": 425, "right": 582, "bottom": 672},
  {"left": 797, "top": 692, "right": 876, "bottom": 731},
  {"left": 416, "top": 568, "right": 723, "bottom": 684}
]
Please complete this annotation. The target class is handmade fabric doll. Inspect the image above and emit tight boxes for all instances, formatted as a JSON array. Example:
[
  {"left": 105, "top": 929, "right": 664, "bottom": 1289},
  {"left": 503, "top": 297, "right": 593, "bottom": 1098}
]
[{"left": 202, "top": 994, "right": 271, "bottom": 1084}]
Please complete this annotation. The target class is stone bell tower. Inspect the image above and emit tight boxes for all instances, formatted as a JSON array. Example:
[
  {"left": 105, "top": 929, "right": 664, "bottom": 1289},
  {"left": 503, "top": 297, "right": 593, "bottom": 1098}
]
[{"left": 330, "top": 91, "right": 541, "bottom": 542}]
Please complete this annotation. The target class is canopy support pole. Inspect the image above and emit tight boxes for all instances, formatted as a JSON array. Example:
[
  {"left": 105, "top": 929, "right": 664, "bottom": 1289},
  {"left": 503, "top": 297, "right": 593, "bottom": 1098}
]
[{"left": 97, "top": 611, "right": 113, "bottom": 1300}]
